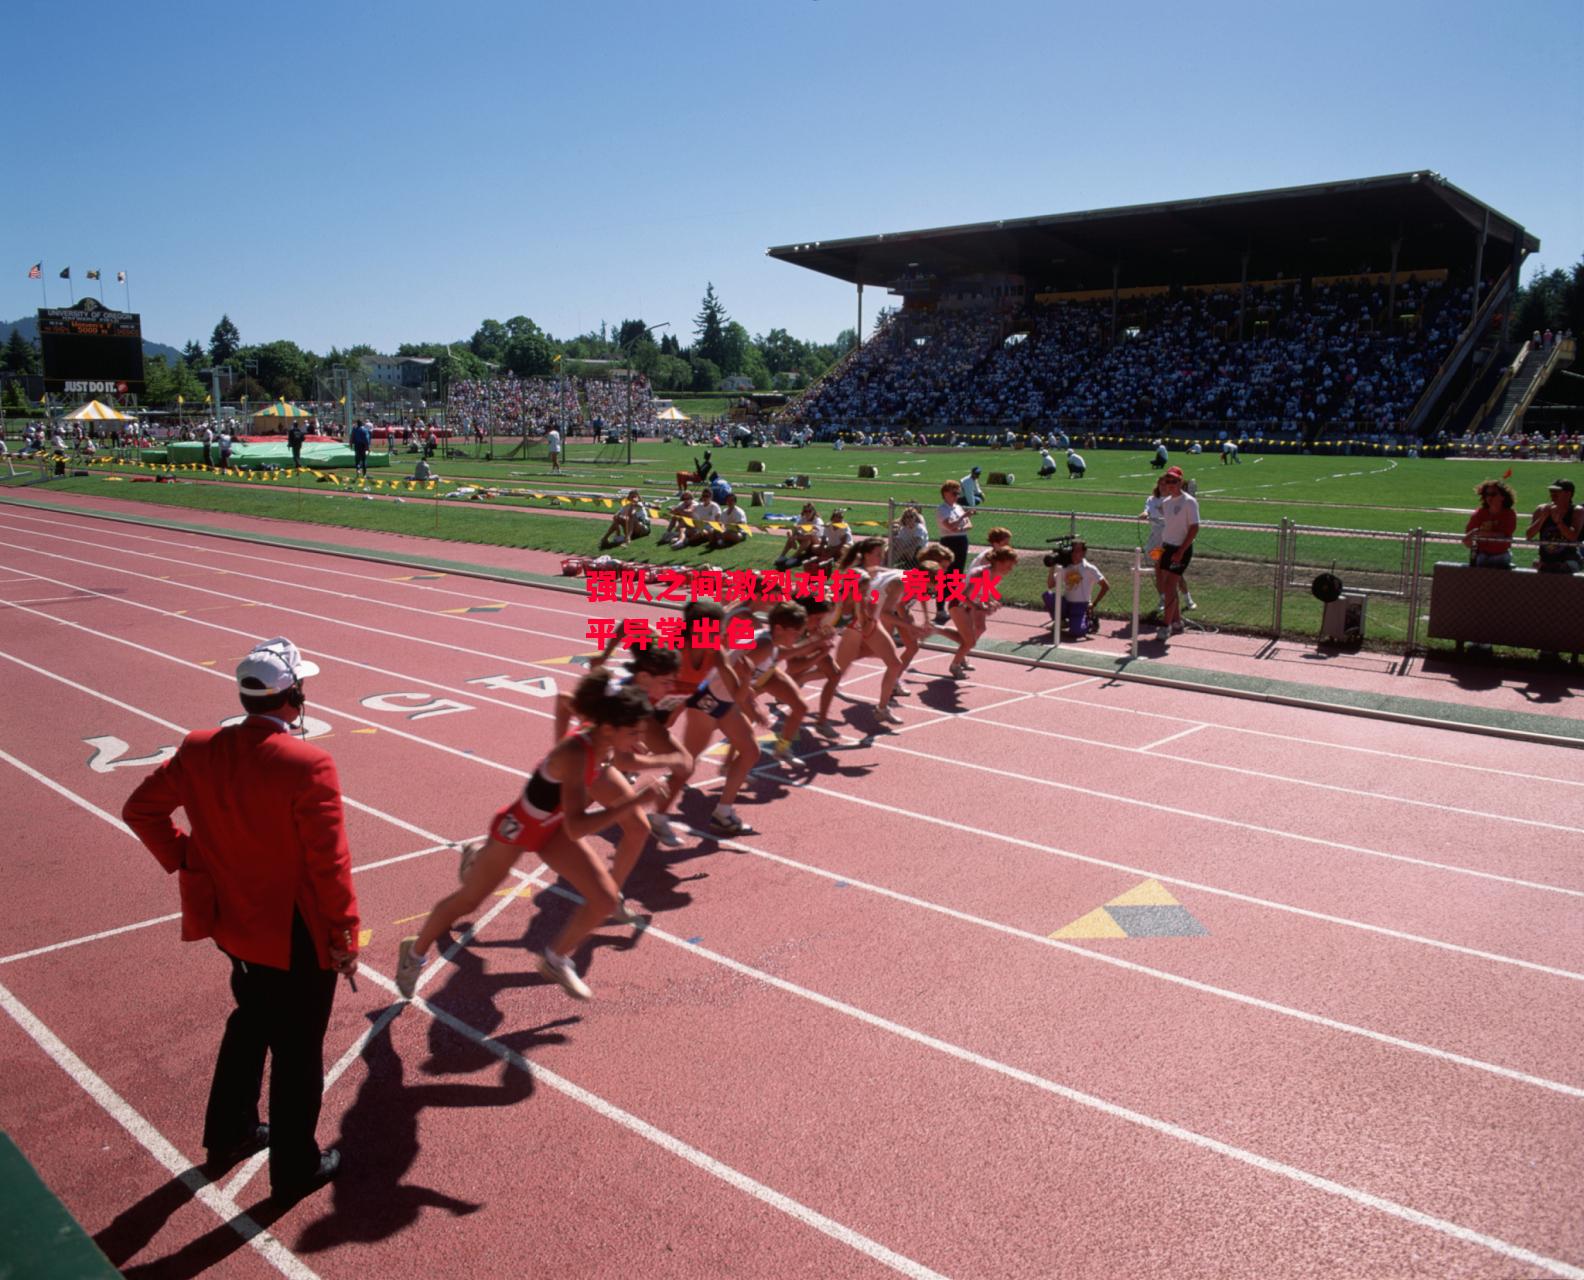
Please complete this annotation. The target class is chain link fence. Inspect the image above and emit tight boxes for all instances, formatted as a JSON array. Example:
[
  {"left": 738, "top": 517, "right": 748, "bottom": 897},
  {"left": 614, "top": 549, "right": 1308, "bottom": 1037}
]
[{"left": 880, "top": 496, "right": 1583, "bottom": 658}]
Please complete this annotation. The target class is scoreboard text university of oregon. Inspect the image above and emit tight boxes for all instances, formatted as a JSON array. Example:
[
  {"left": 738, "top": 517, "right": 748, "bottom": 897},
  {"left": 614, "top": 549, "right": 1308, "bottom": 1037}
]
[{"left": 38, "top": 298, "right": 145, "bottom": 397}]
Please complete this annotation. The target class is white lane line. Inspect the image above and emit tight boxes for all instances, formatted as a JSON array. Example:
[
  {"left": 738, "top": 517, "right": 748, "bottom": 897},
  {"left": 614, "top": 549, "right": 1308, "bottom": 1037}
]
[
  {"left": 24, "top": 538, "right": 1572, "bottom": 857},
  {"left": 0, "top": 978, "right": 324, "bottom": 1280},
  {"left": 529, "top": 879, "right": 1584, "bottom": 1280},
  {"left": 9, "top": 506, "right": 1584, "bottom": 798},
  {"left": 0, "top": 518, "right": 587, "bottom": 644},
  {"left": 778, "top": 775, "right": 1584, "bottom": 983},
  {"left": 866, "top": 728, "right": 1584, "bottom": 899},
  {"left": 1140, "top": 723, "right": 1208, "bottom": 752},
  {"left": 0, "top": 645, "right": 466, "bottom": 849},
  {"left": 0, "top": 912, "right": 183, "bottom": 968},
  {"left": 221, "top": 864, "right": 546, "bottom": 1201},
  {"left": 8, "top": 580, "right": 1577, "bottom": 979},
  {"left": 0, "top": 744, "right": 132, "bottom": 835},
  {"left": 0, "top": 549, "right": 562, "bottom": 723},
  {"left": 1037, "top": 686, "right": 1584, "bottom": 790},
  {"left": 0, "top": 595, "right": 527, "bottom": 780},
  {"left": 665, "top": 825, "right": 1584, "bottom": 1098},
  {"left": 353, "top": 960, "right": 949, "bottom": 1280},
  {"left": 0, "top": 507, "right": 601, "bottom": 623}
]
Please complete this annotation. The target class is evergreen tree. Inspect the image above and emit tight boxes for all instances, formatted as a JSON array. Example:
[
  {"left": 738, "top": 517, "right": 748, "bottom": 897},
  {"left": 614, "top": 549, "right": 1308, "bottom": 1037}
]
[
  {"left": 3, "top": 327, "right": 39, "bottom": 376},
  {"left": 208, "top": 315, "right": 241, "bottom": 364},
  {"left": 694, "top": 283, "right": 729, "bottom": 369},
  {"left": 181, "top": 339, "right": 206, "bottom": 368}
]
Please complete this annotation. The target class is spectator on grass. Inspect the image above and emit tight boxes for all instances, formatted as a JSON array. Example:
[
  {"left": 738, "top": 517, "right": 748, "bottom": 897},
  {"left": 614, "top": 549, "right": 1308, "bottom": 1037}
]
[
  {"left": 287, "top": 423, "right": 305, "bottom": 469},
  {"left": 660, "top": 490, "right": 696, "bottom": 549},
  {"left": 218, "top": 430, "right": 233, "bottom": 470},
  {"left": 818, "top": 510, "right": 853, "bottom": 565},
  {"left": 686, "top": 487, "right": 722, "bottom": 547},
  {"left": 547, "top": 427, "right": 563, "bottom": 473},
  {"left": 776, "top": 503, "right": 824, "bottom": 568},
  {"left": 1038, "top": 448, "right": 1058, "bottom": 478},
  {"left": 122, "top": 637, "right": 358, "bottom": 1201},
  {"left": 600, "top": 489, "right": 649, "bottom": 548},
  {"left": 960, "top": 466, "right": 985, "bottom": 507},
  {"left": 350, "top": 420, "right": 372, "bottom": 478},
  {"left": 1463, "top": 480, "right": 1517, "bottom": 568},
  {"left": 1066, "top": 448, "right": 1086, "bottom": 479},
  {"left": 712, "top": 493, "right": 749, "bottom": 550}
]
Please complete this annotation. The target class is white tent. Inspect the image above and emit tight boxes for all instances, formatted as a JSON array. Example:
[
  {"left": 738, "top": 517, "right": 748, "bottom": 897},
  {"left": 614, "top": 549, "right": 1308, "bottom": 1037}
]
[{"left": 656, "top": 405, "right": 689, "bottom": 421}]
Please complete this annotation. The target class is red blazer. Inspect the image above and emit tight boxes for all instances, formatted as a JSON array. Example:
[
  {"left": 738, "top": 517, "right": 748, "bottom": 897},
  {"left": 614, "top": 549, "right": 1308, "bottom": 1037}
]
[{"left": 123, "top": 716, "right": 360, "bottom": 970}]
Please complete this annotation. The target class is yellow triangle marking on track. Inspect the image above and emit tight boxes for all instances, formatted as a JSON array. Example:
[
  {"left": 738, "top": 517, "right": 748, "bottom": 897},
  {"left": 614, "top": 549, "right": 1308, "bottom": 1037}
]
[
  {"left": 357, "top": 929, "right": 373, "bottom": 947},
  {"left": 1107, "top": 878, "right": 1179, "bottom": 908},
  {"left": 1050, "top": 907, "right": 1127, "bottom": 940},
  {"left": 199, "top": 660, "right": 217, "bottom": 667},
  {"left": 351, "top": 728, "right": 378, "bottom": 735},
  {"left": 392, "top": 911, "right": 429, "bottom": 926},
  {"left": 493, "top": 883, "right": 540, "bottom": 899}
]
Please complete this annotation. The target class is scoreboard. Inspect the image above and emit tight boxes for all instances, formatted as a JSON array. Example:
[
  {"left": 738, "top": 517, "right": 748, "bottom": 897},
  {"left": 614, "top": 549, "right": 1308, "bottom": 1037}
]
[{"left": 39, "top": 298, "right": 144, "bottom": 397}]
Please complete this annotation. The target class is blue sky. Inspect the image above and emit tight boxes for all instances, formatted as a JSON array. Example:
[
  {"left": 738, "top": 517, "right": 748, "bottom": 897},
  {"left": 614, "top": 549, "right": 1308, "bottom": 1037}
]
[{"left": 8, "top": 0, "right": 1581, "bottom": 354}]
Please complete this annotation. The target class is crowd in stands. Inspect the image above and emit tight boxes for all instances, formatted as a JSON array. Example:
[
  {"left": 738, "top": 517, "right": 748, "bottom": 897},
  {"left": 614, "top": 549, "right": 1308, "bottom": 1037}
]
[
  {"left": 789, "top": 275, "right": 1473, "bottom": 439},
  {"left": 445, "top": 375, "right": 657, "bottom": 439}
]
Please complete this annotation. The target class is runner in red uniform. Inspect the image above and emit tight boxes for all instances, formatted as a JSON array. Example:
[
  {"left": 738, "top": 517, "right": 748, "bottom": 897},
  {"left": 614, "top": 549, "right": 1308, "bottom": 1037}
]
[{"left": 395, "top": 674, "right": 662, "bottom": 1001}]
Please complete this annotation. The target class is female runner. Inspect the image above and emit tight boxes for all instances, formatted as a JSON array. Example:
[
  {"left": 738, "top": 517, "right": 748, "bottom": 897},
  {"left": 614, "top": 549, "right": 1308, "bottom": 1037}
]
[
  {"left": 946, "top": 546, "right": 1017, "bottom": 677},
  {"left": 831, "top": 538, "right": 908, "bottom": 725},
  {"left": 395, "top": 674, "right": 662, "bottom": 1001}
]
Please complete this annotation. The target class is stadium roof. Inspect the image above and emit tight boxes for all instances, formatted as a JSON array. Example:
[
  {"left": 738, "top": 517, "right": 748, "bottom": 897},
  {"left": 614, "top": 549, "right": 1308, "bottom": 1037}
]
[{"left": 767, "top": 173, "right": 1539, "bottom": 294}]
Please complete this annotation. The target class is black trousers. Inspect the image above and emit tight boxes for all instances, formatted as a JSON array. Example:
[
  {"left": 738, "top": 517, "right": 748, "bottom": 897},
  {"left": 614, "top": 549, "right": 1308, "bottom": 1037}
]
[{"left": 203, "top": 912, "right": 336, "bottom": 1189}]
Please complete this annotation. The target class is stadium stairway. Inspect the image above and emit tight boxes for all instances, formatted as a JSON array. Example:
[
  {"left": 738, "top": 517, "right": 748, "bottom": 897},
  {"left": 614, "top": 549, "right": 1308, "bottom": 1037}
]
[{"left": 1483, "top": 337, "right": 1574, "bottom": 438}]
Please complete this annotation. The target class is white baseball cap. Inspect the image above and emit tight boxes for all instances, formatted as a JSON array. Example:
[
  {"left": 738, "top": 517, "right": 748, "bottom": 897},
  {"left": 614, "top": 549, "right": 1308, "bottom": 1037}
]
[{"left": 236, "top": 637, "right": 320, "bottom": 694}]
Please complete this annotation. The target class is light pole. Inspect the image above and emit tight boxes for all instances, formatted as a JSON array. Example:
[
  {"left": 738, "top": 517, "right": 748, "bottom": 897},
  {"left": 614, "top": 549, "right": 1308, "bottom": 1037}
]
[{"left": 622, "top": 321, "right": 668, "bottom": 465}]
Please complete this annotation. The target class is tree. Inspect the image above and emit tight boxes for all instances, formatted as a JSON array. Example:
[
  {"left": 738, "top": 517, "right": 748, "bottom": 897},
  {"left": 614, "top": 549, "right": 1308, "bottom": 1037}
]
[
  {"left": 3, "top": 327, "right": 39, "bottom": 376},
  {"left": 469, "top": 319, "right": 509, "bottom": 363},
  {"left": 502, "top": 318, "right": 554, "bottom": 377},
  {"left": 688, "top": 355, "right": 721, "bottom": 392},
  {"left": 693, "top": 283, "right": 729, "bottom": 369},
  {"left": 616, "top": 318, "right": 651, "bottom": 351},
  {"left": 181, "top": 340, "right": 206, "bottom": 368},
  {"left": 832, "top": 328, "right": 858, "bottom": 357},
  {"left": 208, "top": 315, "right": 240, "bottom": 364}
]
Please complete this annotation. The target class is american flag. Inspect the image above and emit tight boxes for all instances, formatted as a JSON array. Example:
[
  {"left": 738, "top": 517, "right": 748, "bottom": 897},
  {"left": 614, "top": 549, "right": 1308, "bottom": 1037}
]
[{"left": 27, "top": 263, "right": 41, "bottom": 279}]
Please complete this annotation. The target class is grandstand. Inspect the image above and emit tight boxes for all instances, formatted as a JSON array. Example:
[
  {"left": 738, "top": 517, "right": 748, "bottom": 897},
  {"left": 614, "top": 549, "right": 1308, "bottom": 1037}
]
[{"left": 768, "top": 172, "right": 1540, "bottom": 448}]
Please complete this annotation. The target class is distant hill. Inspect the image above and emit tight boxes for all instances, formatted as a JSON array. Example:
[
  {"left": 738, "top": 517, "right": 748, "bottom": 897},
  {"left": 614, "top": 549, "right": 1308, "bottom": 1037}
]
[{"left": 0, "top": 314, "right": 185, "bottom": 366}]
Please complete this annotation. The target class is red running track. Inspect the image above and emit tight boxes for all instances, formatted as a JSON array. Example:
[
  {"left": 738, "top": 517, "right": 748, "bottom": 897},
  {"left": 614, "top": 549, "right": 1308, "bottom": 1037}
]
[{"left": 0, "top": 502, "right": 1581, "bottom": 1280}]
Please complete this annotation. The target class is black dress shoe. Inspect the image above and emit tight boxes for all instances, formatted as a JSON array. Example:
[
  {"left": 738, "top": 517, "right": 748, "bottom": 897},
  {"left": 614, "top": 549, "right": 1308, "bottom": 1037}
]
[
  {"left": 272, "top": 1148, "right": 340, "bottom": 1202},
  {"left": 204, "top": 1124, "right": 269, "bottom": 1170}
]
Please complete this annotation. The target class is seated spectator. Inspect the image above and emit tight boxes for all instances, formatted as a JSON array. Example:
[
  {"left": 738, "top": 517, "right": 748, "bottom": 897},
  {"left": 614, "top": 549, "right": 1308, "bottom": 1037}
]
[
  {"left": 599, "top": 489, "right": 649, "bottom": 548},
  {"left": 776, "top": 503, "right": 824, "bottom": 568},
  {"left": 413, "top": 457, "right": 434, "bottom": 482},
  {"left": 684, "top": 488, "right": 722, "bottom": 547},
  {"left": 712, "top": 493, "right": 749, "bottom": 549},
  {"left": 1462, "top": 480, "right": 1516, "bottom": 568},
  {"left": 960, "top": 466, "right": 985, "bottom": 507},
  {"left": 814, "top": 510, "right": 853, "bottom": 565},
  {"left": 660, "top": 490, "right": 696, "bottom": 548}
]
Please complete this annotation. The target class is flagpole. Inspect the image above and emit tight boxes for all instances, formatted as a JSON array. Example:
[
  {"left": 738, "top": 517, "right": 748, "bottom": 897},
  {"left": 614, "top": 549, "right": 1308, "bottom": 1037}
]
[
  {"left": 37, "top": 266, "right": 48, "bottom": 309},
  {"left": 123, "top": 274, "right": 131, "bottom": 312},
  {"left": 97, "top": 275, "right": 105, "bottom": 304}
]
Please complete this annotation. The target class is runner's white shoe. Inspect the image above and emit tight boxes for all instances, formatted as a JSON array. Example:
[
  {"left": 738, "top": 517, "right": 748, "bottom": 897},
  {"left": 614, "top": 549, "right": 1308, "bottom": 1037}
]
[
  {"left": 537, "top": 949, "right": 592, "bottom": 1000},
  {"left": 645, "top": 812, "right": 684, "bottom": 848},
  {"left": 395, "top": 938, "right": 425, "bottom": 1000}
]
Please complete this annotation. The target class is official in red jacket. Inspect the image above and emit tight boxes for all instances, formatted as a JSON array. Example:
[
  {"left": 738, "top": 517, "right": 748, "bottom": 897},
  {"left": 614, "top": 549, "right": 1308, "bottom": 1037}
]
[{"left": 123, "top": 637, "right": 360, "bottom": 1200}]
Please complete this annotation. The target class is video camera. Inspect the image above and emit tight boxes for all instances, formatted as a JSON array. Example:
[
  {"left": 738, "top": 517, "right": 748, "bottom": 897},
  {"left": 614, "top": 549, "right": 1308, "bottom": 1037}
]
[{"left": 1043, "top": 535, "right": 1077, "bottom": 569}]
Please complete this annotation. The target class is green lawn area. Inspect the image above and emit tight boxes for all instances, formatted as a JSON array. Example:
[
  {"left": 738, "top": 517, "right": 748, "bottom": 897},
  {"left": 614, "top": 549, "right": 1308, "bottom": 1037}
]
[{"left": 16, "top": 442, "right": 1579, "bottom": 651}]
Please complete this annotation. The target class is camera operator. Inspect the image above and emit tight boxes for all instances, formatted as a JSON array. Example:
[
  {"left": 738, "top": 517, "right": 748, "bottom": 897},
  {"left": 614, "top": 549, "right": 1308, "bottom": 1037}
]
[
  {"left": 1154, "top": 467, "right": 1198, "bottom": 644},
  {"left": 1043, "top": 539, "right": 1108, "bottom": 639}
]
